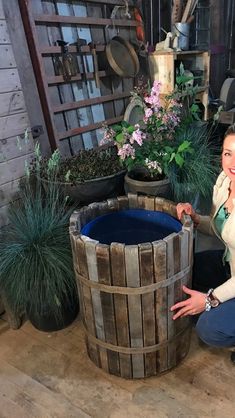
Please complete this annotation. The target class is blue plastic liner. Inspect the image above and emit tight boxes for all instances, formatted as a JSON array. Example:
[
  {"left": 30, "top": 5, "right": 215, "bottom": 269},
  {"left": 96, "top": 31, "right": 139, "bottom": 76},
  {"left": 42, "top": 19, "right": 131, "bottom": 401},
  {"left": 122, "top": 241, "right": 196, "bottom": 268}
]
[{"left": 81, "top": 209, "right": 182, "bottom": 245}]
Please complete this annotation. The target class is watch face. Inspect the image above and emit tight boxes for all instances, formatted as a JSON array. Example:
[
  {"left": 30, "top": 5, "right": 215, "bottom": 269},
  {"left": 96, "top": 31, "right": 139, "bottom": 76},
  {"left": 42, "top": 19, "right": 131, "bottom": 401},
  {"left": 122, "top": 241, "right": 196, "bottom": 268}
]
[{"left": 210, "top": 298, "right": 220, "bottom": 308}]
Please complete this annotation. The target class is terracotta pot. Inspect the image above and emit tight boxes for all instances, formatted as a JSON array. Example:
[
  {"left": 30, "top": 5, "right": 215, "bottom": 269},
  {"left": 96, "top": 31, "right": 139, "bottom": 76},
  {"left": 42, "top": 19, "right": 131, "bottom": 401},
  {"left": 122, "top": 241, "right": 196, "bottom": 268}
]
[{"left": 124, "top": 173, "right": 172, "bottom": 199}]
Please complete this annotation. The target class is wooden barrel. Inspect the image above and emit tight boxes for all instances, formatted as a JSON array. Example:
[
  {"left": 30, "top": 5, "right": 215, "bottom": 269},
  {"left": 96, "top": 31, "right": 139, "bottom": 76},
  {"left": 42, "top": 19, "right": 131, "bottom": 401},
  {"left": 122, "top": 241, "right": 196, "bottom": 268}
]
[{"left": 70, "top": 194, "right": 193, "bottom": 379}]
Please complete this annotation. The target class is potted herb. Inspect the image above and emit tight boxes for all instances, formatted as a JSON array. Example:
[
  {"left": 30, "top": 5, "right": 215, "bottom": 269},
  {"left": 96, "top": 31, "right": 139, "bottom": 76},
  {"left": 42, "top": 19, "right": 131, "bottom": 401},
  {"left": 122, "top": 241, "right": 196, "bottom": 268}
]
[
  {"left": 0, "top": 146, "right": 79, "bottom": 332},
  {"left": 33, "top": 145, "right": 125, "bottom": 205},
  {"left": 101, "top": 77, "right": 219, "bottom": 203}
]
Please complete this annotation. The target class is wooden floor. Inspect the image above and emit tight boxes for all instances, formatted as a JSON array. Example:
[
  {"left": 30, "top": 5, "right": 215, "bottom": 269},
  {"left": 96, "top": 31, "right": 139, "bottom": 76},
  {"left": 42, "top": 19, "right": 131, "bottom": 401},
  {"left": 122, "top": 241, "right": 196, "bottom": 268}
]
[{"left": 0, "top": 315, "right": 234, "bottom": 418}]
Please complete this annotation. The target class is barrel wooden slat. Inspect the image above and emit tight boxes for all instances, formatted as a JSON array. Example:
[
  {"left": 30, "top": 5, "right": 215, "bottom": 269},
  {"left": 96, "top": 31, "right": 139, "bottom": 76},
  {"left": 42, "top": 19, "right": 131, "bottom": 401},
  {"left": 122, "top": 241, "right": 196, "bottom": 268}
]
[
  {"left": 95, "top": 201, "right": 110, "bottom": 216},
  {"left": 69, "top": 211, "right": 80, "bottom": 234},
  {"left": 70, "top": 232, "right": 83, "bottom": 317},
  {"left": 76, "top": 237, "right": 100, "bottom": 366},
  {"left": 139, "top": 242, "right": 156, "bottom": 377},
  {"left": 164, "top": 233, "right": 178, "bottom": 369},
  {"left": 83, "top": 237, "right": 109, "bottom": 372},
  {"left": 96, "top": 243, "right": 120, "bottom": 376},
  {"left": 87, "top": 202, "right": 103, "bottom": 221},
  {"left": 176, "top": 230, "right": 192, "bottom": 363},
  {"left": 107, "top": 198, "right": 119, "bottom": 212},
  {"left": 153, "top": 240, "right": 168, "bottom": 372},
  {"left": 155, "top": 197, "right": 177, "bottom": 218},
  {"left": 127, "top": 193, "right": 138, "bottom": 209},
  {"left": 138, "top": 195, "right": 155, "bottom": 210},
  {"left": 78, "top": 206, "right": 90, "bottom": 229},
  {"left": 182, "top": 214, "right": 194, "bottom": 271},
  {"left": 110, "top": 243, "right": 132, "bottom": 378},
  {"left": 154, "top": 197, "right": 165, "bottom": 212},
  {"left": 172, "top": 233, "right": 184, "bottom": 366},
  {"left": 125, "top": 245, "right": 145, "bottom": 378},
  {"left": 117, "top": 195, "right": 129, "bottom": 210}
]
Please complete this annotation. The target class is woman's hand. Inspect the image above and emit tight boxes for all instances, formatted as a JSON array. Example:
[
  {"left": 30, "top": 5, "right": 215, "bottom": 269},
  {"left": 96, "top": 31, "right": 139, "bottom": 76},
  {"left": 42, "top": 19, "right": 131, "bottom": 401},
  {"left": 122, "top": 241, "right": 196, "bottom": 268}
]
[
  {"left": 170, "top": 286, "right": 206, "bottom": 320},
  {"left": 176, "top": 202, "right": 200, "bottom": 226}
]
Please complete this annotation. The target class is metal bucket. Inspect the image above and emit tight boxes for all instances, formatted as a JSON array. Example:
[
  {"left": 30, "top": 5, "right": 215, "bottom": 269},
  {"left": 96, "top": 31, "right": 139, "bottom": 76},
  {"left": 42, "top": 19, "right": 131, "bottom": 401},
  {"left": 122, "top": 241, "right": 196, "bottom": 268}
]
[
  {"left": 173, "top": 22, "right": 190, "bottom": 51},
  {"left": 106, "top": 36, "right": 140, "bottom": 77}
]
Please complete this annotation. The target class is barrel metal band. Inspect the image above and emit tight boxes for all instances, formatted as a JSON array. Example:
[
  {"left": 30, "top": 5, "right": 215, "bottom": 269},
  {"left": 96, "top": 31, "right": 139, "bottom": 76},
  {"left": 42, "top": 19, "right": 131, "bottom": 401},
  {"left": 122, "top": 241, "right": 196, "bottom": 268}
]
[
  {"left": 84, "top": 324, "right": 191, "bottom": 354},
  {"left": 76, "top": 265, "right": 191, "bottom": 295}
]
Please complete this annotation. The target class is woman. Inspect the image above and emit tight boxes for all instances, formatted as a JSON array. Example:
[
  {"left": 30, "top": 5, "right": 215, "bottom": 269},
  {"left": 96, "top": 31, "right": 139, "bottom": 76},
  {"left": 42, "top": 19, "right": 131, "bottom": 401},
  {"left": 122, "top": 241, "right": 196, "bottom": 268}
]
[{"left": 171, "top": 124, "right": 235, "bottom": 359}]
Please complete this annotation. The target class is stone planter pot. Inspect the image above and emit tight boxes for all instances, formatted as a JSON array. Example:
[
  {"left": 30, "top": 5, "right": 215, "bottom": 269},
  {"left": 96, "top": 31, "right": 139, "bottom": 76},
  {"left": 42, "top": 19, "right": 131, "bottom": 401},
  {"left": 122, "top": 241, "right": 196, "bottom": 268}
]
[
  {"left": 41, "top": 170, "right": 126, "bottom": 205},
  {"left": 124, "top": 173, "right": 172, "bottom": 200}
]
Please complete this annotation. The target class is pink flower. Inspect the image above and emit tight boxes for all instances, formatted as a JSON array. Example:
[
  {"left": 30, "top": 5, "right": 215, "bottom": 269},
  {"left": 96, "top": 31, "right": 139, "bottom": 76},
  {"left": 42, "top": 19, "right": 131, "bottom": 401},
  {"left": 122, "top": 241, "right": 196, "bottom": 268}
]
[
  {"left": 118, "top": 144, "right": 135, "bottom": 160},
  {"left": 130, "top": 128, "right": 145, "bottom": 146},
  {"left": 151, "top": 80, "right": 161, "bottom": 95},
  {"left": 144, "top": 95, "right": 160, "bottom": 109},
  {"left": 144, "top": 108, "right": 153, "bottom": 120}
]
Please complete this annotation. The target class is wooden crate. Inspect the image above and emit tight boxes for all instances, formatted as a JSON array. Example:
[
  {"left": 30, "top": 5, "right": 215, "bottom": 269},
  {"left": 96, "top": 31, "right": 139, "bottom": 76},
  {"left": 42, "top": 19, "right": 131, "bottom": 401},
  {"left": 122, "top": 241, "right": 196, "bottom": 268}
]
[{"left": 148, "top": 50, "right": 210, "bottom": 120}]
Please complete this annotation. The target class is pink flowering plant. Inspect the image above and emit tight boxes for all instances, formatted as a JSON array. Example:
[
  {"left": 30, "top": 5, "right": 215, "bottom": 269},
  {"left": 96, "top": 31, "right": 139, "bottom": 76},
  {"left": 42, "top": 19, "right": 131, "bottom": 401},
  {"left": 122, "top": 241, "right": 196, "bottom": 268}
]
[{"left": 101, "top": 80, "right": 194, "bottom": 181}]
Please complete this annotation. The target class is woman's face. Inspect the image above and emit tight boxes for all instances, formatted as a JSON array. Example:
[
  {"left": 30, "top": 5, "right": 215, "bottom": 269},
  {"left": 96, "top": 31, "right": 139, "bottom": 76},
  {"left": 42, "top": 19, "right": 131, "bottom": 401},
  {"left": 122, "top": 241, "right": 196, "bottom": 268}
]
[{"left": 222, "top": 134, "right": 235, "bottom": 181}]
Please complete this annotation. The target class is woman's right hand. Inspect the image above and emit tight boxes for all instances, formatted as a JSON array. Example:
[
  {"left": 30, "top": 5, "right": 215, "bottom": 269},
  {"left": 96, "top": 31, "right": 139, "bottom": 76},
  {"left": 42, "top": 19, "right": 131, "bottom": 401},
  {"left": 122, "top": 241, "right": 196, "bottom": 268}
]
[{"left": 176, "top": 202, "right": 200, "bottom": 226}]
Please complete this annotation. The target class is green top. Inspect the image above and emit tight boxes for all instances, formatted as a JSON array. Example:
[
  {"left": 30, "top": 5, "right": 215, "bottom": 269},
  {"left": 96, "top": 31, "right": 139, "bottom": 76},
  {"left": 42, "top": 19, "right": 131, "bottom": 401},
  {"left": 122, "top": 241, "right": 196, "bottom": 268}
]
[{"left": 214, "top": 204, "right": 230, "bottom": 262}]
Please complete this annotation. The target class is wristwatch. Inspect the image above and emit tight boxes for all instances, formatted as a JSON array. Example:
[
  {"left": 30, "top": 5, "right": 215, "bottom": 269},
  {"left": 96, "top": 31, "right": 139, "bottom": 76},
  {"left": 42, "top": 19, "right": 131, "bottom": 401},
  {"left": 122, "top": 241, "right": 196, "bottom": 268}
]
[{"left": 205, "top": 288, "right": 220, "bottom": 311}]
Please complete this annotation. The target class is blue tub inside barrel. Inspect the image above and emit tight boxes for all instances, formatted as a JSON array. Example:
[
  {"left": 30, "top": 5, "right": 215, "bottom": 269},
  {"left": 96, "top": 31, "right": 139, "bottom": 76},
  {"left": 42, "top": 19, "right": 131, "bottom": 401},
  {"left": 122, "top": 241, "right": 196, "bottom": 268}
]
[{"left": 81, "top": 209, "right": 182, "bottom": 245}]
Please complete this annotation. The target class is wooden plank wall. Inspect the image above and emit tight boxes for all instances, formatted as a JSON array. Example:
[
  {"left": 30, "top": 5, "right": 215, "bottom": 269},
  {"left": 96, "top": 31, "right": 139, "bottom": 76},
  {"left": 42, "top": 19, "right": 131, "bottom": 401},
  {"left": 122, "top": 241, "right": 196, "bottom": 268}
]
[{"left": 0, "top": 0, "right": 34, "bottom": 227}]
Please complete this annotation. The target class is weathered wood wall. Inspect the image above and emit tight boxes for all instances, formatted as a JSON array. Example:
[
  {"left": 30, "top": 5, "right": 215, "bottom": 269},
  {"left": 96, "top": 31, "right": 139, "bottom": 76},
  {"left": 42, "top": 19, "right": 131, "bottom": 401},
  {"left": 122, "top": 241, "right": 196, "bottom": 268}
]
[{"left": 0, "top": 0, "right": 49, "bottom": 227}]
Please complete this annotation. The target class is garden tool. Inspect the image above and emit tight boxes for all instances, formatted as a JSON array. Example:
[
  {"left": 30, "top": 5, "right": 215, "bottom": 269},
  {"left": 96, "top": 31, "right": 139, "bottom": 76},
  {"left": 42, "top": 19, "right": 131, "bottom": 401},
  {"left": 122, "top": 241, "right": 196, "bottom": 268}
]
[
  {"left": 53, "top": 42, "right": 64, "bottom": 76},
  {"left": 88, "top": 42, "right": 100, "bottom": 89},
  {"left": 181, "top": 0, "right": 198, "bottom": 23},
  {"left": 57, "top": 40, "right": 78, "bottom": 81},
  {"left": 171, "top": 0, "right": 183, "bottom": 24},
  {"left": 76, "top": 37, "right": 88, "bottom": 83},
  {"left": 133, "top": 7, "right": 145, "bottom": 42}
]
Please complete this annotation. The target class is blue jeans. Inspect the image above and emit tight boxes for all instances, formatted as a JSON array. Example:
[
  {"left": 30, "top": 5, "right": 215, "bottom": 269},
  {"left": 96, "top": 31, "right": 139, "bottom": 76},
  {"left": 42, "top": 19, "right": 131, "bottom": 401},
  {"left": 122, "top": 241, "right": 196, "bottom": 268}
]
[{"left": 193, "top": 250, "right": 235, "bottom": 348}]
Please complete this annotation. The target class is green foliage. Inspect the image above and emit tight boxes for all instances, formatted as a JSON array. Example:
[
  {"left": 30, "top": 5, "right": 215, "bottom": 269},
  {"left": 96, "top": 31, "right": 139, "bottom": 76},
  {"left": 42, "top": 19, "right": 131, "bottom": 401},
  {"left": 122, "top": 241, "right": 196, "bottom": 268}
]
[
  {"left": 174, "top": 62, "right": 202, "bottom": 126},
  {"left": 163, "top": 140, "right": 194, "bottom": 169},
  {"left": 166, "top": 124, "right": 220, "bottom": 201},
  {"left": 0, "top": 154, "right": 77, "bottom": 320}
]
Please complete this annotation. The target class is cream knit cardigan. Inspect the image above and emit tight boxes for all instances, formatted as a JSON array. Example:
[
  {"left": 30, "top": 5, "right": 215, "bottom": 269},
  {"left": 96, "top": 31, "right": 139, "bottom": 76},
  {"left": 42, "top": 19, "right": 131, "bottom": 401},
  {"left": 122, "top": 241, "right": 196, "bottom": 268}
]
[{"left": 198, "top": 170, "right": 235, "bottom": 302}]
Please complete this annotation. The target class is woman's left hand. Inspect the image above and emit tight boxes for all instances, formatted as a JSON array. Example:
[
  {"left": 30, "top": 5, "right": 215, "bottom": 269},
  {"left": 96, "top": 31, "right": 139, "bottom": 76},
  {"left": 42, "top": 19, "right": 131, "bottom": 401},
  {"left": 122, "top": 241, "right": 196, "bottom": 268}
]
[{"left": 170, "top": 286, "right": 206, "bottom": 320}]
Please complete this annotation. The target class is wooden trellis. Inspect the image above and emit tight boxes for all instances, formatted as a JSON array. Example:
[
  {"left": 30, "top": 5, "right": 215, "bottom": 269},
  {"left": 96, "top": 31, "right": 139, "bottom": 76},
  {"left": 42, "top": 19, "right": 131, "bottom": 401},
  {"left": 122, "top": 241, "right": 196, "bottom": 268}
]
[{"left": 19, "top": 0, "right": 143, "bottom": 156}]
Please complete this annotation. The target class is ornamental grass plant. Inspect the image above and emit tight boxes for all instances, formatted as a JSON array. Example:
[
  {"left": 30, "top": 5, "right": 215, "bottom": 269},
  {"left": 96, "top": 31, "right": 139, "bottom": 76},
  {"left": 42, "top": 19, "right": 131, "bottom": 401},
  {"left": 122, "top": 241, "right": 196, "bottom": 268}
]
[{"left": 0, "top": 144, "right": 78, "bottom": 328}]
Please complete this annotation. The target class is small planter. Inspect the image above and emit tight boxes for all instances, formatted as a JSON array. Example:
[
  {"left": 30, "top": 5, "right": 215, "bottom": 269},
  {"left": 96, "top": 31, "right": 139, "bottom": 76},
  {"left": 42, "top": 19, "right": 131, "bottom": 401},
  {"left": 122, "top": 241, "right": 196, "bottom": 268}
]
[
  {"left": 124, "top": 173, "right": 172, "bottom": 200},
  {"left": 27, "top": 289, "right": 79, "bottom": 332}
]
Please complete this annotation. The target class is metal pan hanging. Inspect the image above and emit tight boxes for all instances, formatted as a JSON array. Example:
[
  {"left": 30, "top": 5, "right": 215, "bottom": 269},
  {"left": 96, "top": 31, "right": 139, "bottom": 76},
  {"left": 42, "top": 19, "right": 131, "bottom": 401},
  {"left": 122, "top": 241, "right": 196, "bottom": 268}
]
[{"left": 106, "top": 36, "right": 140, "bottom": 78}]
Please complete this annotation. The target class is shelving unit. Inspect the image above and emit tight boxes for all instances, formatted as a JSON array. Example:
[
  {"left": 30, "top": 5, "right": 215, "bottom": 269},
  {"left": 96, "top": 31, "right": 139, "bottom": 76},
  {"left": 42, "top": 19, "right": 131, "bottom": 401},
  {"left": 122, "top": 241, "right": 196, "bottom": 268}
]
[{"left": 148, "top": 50, "right": 210, "bottom": 120}]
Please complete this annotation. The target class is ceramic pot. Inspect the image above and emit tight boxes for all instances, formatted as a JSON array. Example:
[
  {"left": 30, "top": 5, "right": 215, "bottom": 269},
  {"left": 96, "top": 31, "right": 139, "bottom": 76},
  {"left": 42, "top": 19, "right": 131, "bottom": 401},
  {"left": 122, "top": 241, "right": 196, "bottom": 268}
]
[{"left": 124, "top": 173, "right": 172, "bottom": 199}]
